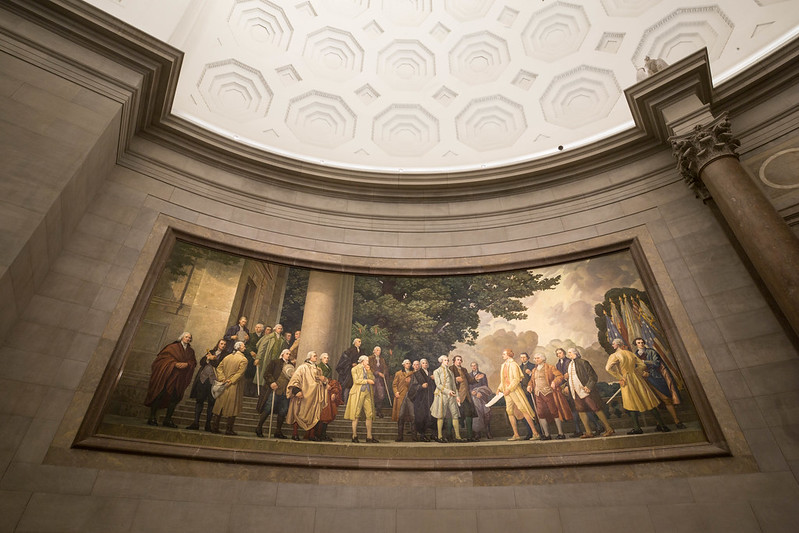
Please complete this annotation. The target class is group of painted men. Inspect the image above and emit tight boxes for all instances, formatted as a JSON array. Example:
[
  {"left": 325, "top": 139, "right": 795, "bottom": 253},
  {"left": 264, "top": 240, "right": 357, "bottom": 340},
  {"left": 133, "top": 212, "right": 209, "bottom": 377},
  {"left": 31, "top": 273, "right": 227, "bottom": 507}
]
[
  {"left": 335, "top": 339, "right": 496, "bottom": 443},
  {"left": 143, "top": 317, "right": 306, "bottom": 437},
  {"left": 504, "top": 338, "right": 684, "bottom": 441},
  {"left": 143, "top": 317, "right": 684, "bottom": 442}
]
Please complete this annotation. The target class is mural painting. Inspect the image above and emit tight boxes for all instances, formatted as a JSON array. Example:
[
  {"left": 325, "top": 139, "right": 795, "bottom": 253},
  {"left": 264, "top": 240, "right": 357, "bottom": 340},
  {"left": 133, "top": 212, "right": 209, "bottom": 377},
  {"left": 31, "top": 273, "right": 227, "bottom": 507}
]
[{"left": 95, "top": 240, "right": 705, "bottom": 465}]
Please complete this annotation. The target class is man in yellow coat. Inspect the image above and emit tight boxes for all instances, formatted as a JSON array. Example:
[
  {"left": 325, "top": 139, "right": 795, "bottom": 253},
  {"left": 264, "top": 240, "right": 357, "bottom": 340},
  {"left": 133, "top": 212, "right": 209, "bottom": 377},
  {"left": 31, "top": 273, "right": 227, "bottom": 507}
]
[
  {"left": 344, "top": 356, "right": 378, "bottom": 443},
  {"left": 286, "top": 351, "right": 328, "bottom": 441},
  {"left": 211, "top": 341, "right": 248, "bottom": 436},
  {"left": 496, "top": 349, "right": 540, "bottom": 441},
  {"left": 605, "top": 338, "right": 668, "bottom": 434}
]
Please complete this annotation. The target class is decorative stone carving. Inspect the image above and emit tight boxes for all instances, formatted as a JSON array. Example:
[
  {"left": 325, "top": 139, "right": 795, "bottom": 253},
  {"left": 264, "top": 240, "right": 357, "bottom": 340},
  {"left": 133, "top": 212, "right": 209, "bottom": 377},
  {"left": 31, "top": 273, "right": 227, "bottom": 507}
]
[
  {"left": 377, "top": 40, "right": 436, "bottom": 91},
  {"left": 455, "top": 95, "right": 527, "bottom": 151},
  {"left": 372, "top": 104, "right": 440, "bottom": 156},
  {"left": 320, "top": 0, "right": 370, "bottom": 19},
  {"left": 597, "top": 32, "right": 625, "bottom": 54},
  {"left": 759, "top": 148, "right": 799, "bottom": 189},
  {"left": 302, "top": 27, "right": 364, "bottom": 81},
  {"left": 381, "top": 0, "right": 432, "bottom": 27},
  {"left": 632, "top": 6, "right": 734, "bottom": 67},
  {"left": 636, "top": 56, "right": 668, "bottom": 80},
  {"left": 448, "top": 31, "right": 511, "bottom": 85},
  {"left": 521, "top": 1, "right": 590, "bottom": 62},
  {"left": 286, "top": 91, "right": 357, "bottom": 148},
  {"left": 197, "top": 59, "right": 273, "bottom": 121},
  {"left": 669, "top": 113, "right": 741, "bottom": 200},
  {"left": 228, "top": 0, "right": 293, "bottom": 51},
  {"left": 90, "top": 0, "right": 799, "bottom": 171},
  {"left": 540, "top": 65, "right": 621, "bottom": 128},
  {"left": 445, "top": 0, "right": 494, "bottom": 21},
  {"left": 601, "top": 0, "right": 662, "bottom": 18}
]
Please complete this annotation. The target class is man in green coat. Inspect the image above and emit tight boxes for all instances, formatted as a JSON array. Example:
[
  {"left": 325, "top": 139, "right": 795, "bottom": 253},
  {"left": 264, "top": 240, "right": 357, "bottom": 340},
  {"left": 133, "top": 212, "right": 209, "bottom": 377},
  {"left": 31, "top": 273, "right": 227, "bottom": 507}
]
[{"left": 254, "top": 323, "right": 288, "bottom": 387}]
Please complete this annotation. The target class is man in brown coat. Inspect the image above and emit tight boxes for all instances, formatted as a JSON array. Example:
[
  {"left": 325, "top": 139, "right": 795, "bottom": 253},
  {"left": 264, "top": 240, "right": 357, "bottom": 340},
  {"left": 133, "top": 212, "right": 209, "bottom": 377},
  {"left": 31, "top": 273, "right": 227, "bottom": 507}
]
[
  {"left": 144, "top": 332, "right": 196, "bottom": 428},
  {"left": 450, "top": 354, "right": 478, "bottom": 441},
  {"left": 255, "top": 349, "right": 293, "bottom": 439},
  {"left": 527, "top": 353, "right": 573, "bottom": 440},
  {"left": 392, "top": 359, "right": 414, "bottom": 441},
  {"left": 317, "top": 352, "right": 341, "bottom": 441},
  {"left": 210, "top": 341, "right": 248, "bottom": 435}
]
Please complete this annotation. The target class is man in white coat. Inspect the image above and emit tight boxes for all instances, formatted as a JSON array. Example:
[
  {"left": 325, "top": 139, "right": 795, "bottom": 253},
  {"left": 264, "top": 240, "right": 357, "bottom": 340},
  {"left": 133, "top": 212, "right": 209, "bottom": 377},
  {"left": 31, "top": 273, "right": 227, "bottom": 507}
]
[{"left": 430, "top": 355, "right": 463, "bottom": 443}]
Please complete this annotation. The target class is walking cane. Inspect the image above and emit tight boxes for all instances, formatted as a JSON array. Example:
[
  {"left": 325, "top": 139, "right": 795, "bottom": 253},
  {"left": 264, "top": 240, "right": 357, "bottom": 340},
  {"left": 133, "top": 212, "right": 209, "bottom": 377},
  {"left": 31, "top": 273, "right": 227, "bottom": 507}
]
[
  {"left": 267, "top": 388, "right": 275, "bottom": 437},
  {"left": 382, "top": 373, "right": 393, "bottom": 407},
  {"left": 527, "top": 387, "right": 544, "bottom": 437}
]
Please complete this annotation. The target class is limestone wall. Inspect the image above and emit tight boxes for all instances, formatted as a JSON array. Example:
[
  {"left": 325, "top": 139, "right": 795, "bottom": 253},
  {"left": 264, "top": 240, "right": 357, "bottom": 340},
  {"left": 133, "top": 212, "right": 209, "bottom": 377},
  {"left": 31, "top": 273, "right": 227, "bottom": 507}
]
[
  {"left": 0, "top": 3, "right": 798, "bottom": 532},
  {"left": 0, "top": 50, "right": 122, "bottom": 342}
]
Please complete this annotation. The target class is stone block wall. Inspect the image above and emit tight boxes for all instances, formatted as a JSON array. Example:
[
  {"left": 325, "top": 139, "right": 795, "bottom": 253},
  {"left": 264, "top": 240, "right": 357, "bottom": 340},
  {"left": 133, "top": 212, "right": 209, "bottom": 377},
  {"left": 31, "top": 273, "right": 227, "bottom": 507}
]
[
  {"left": 1, "top": 8, "right": 799, "bottom": 533},
  {"left": 0, "top": 50, "right": 122, "bottom": 342}
]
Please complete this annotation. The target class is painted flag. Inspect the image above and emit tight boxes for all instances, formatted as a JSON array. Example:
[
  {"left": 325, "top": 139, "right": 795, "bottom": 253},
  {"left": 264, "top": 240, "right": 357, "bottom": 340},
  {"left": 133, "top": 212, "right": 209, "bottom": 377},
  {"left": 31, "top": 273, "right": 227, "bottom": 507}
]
[
  {"left": 622, "top": 294, "right": 642, "bottom": 341},
  {"left": 612, "top": 300, "right": 629, "bottom": 346},
  {"left": 604, "top": 309, "right": 623, "bottom": 345}
]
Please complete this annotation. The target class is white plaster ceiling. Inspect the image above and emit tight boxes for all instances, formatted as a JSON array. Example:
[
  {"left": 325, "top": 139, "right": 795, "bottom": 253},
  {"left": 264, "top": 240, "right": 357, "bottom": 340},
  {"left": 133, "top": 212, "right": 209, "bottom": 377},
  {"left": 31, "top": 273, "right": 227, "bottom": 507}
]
[{"left": 86, "top": 0, "right": 799, "bottom": 173}]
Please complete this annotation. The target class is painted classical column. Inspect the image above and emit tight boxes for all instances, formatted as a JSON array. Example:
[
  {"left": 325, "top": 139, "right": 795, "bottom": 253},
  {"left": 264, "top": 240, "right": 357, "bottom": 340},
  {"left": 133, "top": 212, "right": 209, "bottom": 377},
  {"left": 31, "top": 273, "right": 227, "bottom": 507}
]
[
  {"left": 296, "top": 270, "right": 354, "bottom": 368},
  {"left": 670, "top": 114, "right": 799, "bottom": 337}
]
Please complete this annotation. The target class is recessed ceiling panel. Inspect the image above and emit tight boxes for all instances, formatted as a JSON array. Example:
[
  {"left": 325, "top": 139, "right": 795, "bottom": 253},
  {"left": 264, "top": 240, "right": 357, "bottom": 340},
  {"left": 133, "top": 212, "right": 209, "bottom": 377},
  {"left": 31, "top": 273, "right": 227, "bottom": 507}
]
[{"left": 86, "top": 0, "right": 799, "bottom": 173}]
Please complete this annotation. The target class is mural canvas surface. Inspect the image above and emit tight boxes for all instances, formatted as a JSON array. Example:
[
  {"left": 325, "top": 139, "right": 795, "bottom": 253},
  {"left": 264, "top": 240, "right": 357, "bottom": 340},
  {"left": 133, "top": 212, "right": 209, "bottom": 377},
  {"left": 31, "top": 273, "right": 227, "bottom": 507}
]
[{"left": 93, "top": 240, "right": 707, "bottom": 466}]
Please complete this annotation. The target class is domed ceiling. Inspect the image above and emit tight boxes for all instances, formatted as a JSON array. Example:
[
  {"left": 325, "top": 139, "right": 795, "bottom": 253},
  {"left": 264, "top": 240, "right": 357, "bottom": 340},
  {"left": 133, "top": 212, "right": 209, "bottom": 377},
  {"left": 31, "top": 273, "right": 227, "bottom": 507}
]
[{"left": 87, "top": 0, "right": 799, "bottom": 173}]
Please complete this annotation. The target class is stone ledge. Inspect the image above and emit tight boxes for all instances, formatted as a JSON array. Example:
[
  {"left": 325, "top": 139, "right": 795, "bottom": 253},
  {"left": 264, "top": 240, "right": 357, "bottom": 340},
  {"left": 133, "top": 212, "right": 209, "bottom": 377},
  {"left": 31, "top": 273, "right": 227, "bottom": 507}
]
[{"left": 84, "top": 417, "right": 718, "bottom": 471}]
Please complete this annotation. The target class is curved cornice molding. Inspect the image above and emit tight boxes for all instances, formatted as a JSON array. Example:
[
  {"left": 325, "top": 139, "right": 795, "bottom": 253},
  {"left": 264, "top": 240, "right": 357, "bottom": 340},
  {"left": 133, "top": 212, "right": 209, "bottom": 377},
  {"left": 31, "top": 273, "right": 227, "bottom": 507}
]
[{"left": 3, "top": 0, "right": 799, "bottom": 202}]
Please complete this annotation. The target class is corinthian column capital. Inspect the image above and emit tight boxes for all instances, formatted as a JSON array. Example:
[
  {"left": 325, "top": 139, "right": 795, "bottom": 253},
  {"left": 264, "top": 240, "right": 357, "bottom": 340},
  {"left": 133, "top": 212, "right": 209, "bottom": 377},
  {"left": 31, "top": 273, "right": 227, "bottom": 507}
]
[{"left": 669, "top": 113, "right": 741, "bottom": 200}]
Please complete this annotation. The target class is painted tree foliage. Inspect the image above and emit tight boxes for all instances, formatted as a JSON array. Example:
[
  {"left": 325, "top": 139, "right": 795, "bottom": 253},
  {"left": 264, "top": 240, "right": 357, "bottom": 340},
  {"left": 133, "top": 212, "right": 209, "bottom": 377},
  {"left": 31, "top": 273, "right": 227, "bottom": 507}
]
[
  {"left": 353, "top": 271, "right": 561, "bottom": 370},
  {"left": 279, "top": 267, "right": 309, "bottom": 332}
]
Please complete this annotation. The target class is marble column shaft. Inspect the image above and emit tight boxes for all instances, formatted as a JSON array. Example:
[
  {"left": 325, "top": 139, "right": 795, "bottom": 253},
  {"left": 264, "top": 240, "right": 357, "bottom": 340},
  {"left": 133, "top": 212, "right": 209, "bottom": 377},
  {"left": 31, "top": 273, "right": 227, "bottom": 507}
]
[
  {"left": 671, "top": 116, "right": 799, "bottom": 338},
  {"left": 297, "top": 270, "right": 354, "bottom": 370}
]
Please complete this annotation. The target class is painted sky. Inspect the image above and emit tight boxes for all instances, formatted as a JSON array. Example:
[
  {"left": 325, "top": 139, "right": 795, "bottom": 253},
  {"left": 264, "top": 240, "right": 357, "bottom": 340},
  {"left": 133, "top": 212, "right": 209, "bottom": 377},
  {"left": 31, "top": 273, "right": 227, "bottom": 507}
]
[{"left": 452, "top": 250, "right": 645, "bottom": 385}]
